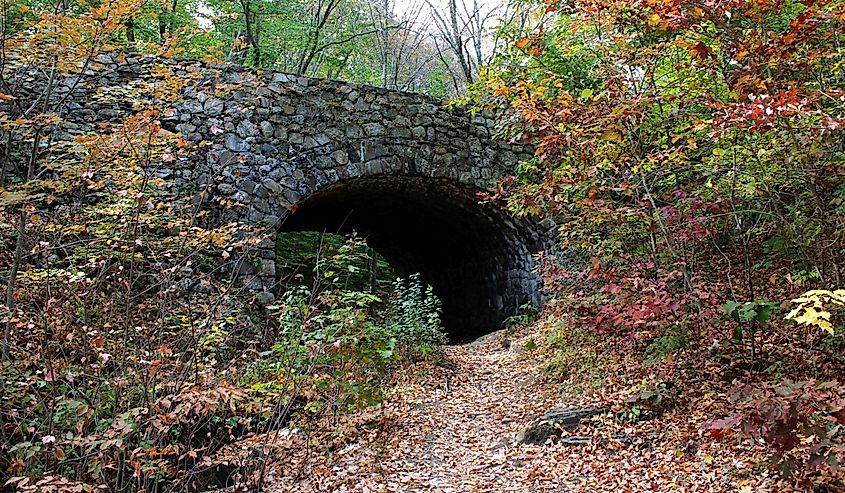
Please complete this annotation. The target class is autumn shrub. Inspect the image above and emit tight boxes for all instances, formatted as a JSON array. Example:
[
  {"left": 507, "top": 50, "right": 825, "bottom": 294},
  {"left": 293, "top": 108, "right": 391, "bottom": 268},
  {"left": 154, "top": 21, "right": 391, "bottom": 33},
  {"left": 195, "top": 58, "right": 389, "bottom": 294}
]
[
  {"left": 477, "top": 0, "right": 845, "bottom": 482},
  {"left": 0, "top": 9, "right": 297, "bottom": 489},
  {"left": 710, "top": 380, "right": 845, "bottom": 479}
]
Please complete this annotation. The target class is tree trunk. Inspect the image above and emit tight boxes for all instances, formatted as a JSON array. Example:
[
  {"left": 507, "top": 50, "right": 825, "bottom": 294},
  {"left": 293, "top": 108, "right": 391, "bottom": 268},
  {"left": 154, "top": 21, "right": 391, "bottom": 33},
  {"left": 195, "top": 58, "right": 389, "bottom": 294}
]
[
  {"left": 449, "top": 0, "right": 473, "bottom": 83},
  {"left": 125, "top": 17, "right": 136, "bottom": 42}
]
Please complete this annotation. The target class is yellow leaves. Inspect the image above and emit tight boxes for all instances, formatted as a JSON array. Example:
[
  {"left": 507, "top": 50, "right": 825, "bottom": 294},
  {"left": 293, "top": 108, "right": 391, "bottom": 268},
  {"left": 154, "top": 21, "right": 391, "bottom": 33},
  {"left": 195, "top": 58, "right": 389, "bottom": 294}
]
[
  {"left": 515, "top": 38, "right": 531, "bottom": 49},
  {"left": 647, "top": 13, "right": 669, "bottom": 31},
  {"left": 601, "top": 129, "right": 623, "bottom": 142},
  {"left": 491, "top": 81, "right": 510, "bottom": 98},
  {"left": 785, "top": 289, "right": 845, "bottom": 335}
]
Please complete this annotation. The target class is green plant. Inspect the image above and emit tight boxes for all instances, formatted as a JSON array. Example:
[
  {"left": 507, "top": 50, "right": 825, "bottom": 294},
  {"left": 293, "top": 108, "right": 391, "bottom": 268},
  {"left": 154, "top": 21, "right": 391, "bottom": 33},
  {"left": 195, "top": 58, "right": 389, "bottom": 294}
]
[
  {"left": 722, "top": 300, "right": 780, "bottom": 325},
  {"left": 385, "top": 274, "right": 447, "bottom": 361},
  {"left": 502, "top": 302, "right": 540, "bottom": 333},
  {"left": 721, "top": 299, "right": 781, "bottom": 363},
  {"left": 542, "top": 326, "right": 607, "bottom": 392},
  {"left": 266, "top": 237, "right": 402, "bottom": 416},
  {"left": 644, "top": 332, "right": 688, "bottom": 364}
]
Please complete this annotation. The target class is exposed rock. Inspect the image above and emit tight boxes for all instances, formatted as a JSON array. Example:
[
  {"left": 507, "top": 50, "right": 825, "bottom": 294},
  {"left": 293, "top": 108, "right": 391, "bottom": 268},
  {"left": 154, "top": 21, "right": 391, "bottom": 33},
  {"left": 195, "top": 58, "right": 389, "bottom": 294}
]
[
  {"left": 260, "top": 120, "right": 274, "bottom": 138},
  {"left": 471, "top": 330, "right": 504, "bottom": 346},
  {"left": 236, "top": 119, "right": 258, "bottom": 138},
  {"left": 256, "top": 259, "right": 275, "bottom": 277},
  {"left": 516, "top": 407, "right": 607, "bottom": 445},
  {"left": 224, "top": 134, "right": 247, "bottom": 152},
  {"left": 203, "top": 97, "right": 224, "bottom": 116}
]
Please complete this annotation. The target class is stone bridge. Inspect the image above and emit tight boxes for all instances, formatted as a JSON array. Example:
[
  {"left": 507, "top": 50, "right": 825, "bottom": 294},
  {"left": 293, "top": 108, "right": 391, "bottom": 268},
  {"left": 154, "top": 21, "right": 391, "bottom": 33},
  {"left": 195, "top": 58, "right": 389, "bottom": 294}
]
[{"left": 45, "top": 55, "right": 547, "bottom": 339}]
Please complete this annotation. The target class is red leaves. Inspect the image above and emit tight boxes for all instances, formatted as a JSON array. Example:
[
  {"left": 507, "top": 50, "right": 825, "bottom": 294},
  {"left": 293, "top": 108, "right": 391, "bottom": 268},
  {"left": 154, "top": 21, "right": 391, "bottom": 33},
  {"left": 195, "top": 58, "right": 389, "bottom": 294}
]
[
  {"left": 708, "top": 381, "right": 845, "bottom": 475},
  {"left": 708, "top": 415, "right": 741, "bottom": 440},
  {"left": 710, "top": 90, "right": 818, "bottom": 134}
]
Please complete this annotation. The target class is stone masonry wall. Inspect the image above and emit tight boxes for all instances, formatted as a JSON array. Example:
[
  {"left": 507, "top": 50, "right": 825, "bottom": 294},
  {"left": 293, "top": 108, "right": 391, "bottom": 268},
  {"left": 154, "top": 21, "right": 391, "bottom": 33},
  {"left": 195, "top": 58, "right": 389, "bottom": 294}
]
[{"left": 8, "top": 53, "right": 547, "bottom": 336}]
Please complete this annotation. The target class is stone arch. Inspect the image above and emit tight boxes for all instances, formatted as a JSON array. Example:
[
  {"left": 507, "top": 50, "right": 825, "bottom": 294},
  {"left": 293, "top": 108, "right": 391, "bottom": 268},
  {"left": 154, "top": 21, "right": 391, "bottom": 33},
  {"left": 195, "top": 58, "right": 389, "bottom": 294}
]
[
  {"left": 167, "top": 67, "right": 548, "bottom": 339},
  {"left": 10, "top": 54, "right": 548, "bottom": 337},
  {"left": 277, "top": 174, "right": 540, "bottom": 341}
]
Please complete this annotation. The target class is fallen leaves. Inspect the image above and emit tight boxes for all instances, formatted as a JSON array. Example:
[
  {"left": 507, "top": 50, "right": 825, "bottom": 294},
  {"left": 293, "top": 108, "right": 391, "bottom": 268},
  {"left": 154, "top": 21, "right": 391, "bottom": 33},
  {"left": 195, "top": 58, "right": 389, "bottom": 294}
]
[{"left": 251, "top": 328, "right": 807, "bottom": 492}]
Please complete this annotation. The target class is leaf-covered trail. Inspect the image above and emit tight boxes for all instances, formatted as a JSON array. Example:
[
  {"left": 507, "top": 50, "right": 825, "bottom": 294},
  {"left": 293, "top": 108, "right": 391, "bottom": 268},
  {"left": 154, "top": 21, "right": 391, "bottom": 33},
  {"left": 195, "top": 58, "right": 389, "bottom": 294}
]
[
  {"left": 358, "top": 338, "right": 556, "bottom": 491},
  {"left": 267, "top": 334, "right": 777, "bottom": 492},
  {"left": 267, "top": 334, "right": 550, "bottom": 491}
]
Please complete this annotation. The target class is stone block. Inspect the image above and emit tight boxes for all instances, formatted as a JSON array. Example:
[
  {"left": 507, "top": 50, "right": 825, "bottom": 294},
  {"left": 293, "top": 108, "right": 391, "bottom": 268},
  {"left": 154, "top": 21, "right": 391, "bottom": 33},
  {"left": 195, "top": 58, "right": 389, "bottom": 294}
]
[
  {"left": 260, "top": 120, "right": 275, "bottom": 138},
  {"left": 203, "top": 97, "right": 225, "bottom": 116},
  {"left": 224, "top": 134, "right": 247, "bottom": 152}
]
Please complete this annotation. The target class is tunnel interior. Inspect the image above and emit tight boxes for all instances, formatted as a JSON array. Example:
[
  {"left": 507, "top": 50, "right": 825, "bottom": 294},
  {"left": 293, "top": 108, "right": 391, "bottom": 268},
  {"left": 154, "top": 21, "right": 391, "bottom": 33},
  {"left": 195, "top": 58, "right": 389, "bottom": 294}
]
[{"left": 278, "top": 175, "right": 538, "bottom": 342}]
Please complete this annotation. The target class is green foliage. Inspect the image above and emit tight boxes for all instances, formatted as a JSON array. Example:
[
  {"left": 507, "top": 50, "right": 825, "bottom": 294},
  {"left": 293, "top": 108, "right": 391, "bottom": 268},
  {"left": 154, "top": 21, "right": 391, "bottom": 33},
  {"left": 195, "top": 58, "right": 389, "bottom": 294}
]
[
  {"left": 542, "top": 324, "right": 607, "bottom": 393},
  {"left": 385, "top": 274, "right": 447, "bottom": 361},
  {"left": 258, "top": 237, "right": 447, "bottom": 419},
  {"left": 502, "top": 302, "right": 540, "bottom": 332},
  {"left": 276, "top": 231, "right": 392, "bottom": 291},
  {"left": 721, "top": 300, "right": 781, "bottom": 325},
  {"left": 270, "top": 285, "right": 396, "bottom": 413},
  {"left": 644, "top": 333, "right": 687, "bottom": 365},
  {"left": 618, "top": 381, "right": 675, "bottom": 424}
]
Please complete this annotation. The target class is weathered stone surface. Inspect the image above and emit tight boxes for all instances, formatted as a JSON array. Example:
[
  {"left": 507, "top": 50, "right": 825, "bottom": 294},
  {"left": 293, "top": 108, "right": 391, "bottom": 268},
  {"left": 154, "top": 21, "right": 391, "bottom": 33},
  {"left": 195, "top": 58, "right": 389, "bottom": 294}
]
[
  {"left": 516, "top": 407, "right": 607, "bottom": 445},
  {"left": 22, "top": 56, "right": 552, "bottom": 338},
  {"left": 224, "top": 134, "right": 247, "bottom": 152},
  {"left": 236, "top": 119, "right": 258, "bottom": 138},
  {"left": 257, "top": 259, "right": 276, "bottom": 277},
  {"left": 260, "top": 120, "right": 274, "bottom": 138},
  {"left": 471, "top": 330, "right": 504, "bottom": 346},
  {"left": 203, "top": 97, "right": 224, "bottom": 116}
]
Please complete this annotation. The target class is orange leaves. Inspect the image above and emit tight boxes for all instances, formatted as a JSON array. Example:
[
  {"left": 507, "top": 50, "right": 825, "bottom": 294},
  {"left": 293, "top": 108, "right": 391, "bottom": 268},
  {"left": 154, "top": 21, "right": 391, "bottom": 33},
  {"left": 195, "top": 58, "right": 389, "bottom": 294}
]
[
  {"left": 514, "top": 26, "right": 546, "bottom": 56},
  {"left": 515, "top": 36, "right": 545, "bottom": 56},
  {"left": 686, "top": 41, "right": 714, "bottom": 61}
]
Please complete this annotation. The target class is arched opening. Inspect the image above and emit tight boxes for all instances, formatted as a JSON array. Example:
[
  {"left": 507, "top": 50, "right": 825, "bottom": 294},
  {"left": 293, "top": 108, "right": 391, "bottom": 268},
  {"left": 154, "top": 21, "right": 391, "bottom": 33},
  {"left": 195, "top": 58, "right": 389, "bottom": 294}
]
[
  {"left": 277, "top": 175, "right": 540, "bottom": 342},
  {"left": 275, "top": 230, "right": 394, "bottom": 294}
]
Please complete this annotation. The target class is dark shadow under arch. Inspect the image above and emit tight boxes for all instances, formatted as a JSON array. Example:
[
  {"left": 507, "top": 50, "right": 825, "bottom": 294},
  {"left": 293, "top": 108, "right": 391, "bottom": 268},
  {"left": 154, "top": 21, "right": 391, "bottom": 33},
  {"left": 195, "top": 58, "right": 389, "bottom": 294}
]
[{"left": 278, "top": 175, "right": 542, "bottom": 342}]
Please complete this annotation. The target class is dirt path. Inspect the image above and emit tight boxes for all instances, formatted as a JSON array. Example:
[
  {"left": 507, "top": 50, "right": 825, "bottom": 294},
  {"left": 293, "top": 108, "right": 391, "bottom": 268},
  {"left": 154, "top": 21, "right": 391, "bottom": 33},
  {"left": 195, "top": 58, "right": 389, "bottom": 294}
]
[
  {"left": 266, "top": 334, "right": 563, "bottom": 491},
  {"left": 265, "top": 333, "right": 761, "bottom": 492},
  {"left": 362, "top": 338, "right": 555, "bottom": 492}
]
